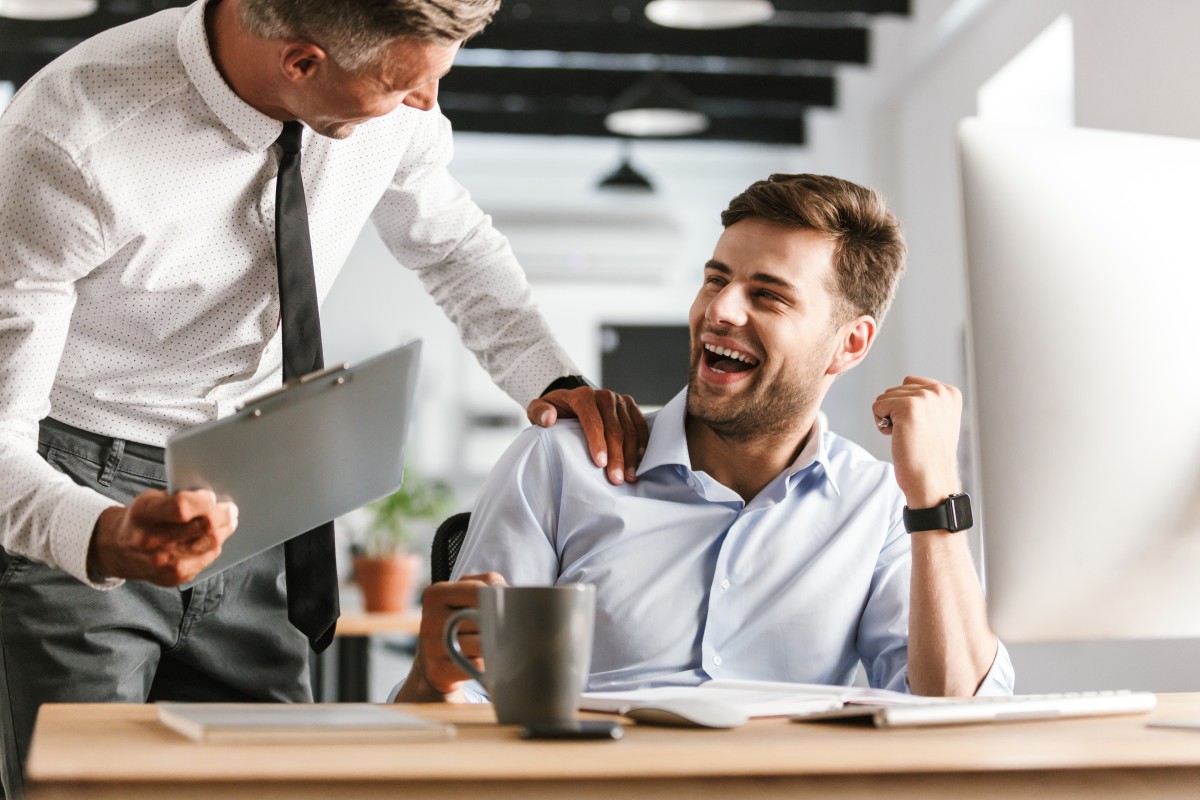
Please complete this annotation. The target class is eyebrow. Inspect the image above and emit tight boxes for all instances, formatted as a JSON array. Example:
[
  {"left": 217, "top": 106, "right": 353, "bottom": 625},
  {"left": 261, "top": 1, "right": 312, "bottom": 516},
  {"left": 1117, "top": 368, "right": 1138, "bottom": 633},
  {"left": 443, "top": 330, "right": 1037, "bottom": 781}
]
[{"left": 704, "top": 259, "right": 797, "bottom": 291}]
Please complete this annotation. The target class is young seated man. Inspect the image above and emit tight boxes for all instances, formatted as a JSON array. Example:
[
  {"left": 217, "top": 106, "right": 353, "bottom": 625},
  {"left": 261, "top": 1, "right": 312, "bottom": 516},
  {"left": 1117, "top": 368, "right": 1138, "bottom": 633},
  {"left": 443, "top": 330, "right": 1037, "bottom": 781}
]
[{"left": 396, "top": 173, "right": 1014, "bottom": 702}]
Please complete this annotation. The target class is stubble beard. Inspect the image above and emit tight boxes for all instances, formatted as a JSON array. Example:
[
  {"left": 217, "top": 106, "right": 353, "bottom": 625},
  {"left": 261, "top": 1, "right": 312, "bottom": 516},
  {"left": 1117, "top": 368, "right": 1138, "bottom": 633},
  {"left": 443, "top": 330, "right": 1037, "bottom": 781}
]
[{"left": 685, "top": 336, "right": 830, "bottom": 442}]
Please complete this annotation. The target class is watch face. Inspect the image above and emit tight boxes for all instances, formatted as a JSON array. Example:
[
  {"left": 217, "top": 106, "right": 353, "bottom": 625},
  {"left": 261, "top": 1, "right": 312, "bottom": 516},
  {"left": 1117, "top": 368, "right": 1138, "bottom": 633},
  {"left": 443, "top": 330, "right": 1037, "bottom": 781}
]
[{"left": 948, "top": 494, "right": 973, "bottom": 532}]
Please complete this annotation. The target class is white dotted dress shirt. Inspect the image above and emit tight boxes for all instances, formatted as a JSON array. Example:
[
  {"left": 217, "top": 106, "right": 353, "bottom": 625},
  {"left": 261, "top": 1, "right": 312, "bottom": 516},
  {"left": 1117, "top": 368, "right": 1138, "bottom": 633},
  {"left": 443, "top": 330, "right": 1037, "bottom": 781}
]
[{"left": 0, "top": 0, "right": 577, "bottom": 587}]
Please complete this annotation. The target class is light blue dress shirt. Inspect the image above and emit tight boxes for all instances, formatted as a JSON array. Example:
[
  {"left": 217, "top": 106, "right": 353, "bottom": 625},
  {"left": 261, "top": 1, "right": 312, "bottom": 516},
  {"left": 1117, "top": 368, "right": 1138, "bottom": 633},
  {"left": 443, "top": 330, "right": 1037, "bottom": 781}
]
[{"left": 451, "top": 388, "right": 1014, "bottom": 696}]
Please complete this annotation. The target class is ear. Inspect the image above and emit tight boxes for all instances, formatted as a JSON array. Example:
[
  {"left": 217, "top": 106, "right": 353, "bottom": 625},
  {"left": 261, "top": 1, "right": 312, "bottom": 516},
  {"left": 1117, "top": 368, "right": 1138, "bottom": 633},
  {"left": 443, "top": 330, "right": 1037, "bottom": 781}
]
[
  {"left": 279, "top": 41, "right": 329, "bottom": 83},
  {"left": 826, "top": 315, "right": 876, "bottom": 377}
]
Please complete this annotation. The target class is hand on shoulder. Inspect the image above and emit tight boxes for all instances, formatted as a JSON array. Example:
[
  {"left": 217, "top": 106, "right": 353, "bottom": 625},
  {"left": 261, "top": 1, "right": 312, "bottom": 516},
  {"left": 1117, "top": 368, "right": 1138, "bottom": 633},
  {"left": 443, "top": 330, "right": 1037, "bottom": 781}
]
[{"left": 527, "top": 386, "right": 648, "bottom": 486}]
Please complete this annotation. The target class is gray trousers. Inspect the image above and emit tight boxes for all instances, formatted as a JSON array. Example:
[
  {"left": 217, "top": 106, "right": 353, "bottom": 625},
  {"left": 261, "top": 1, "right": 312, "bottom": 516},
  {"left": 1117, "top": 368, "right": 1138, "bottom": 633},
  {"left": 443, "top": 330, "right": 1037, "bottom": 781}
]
[{"left": 0, "top": 419, "right": 311, "bottom": 798}]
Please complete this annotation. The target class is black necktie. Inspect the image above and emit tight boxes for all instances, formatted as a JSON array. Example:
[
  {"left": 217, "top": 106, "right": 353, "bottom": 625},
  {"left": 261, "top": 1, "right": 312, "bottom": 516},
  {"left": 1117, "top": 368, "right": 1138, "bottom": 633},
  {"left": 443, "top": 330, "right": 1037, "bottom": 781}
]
[{"left": 275, "top": 121, "right": 340, "bottom": 652}]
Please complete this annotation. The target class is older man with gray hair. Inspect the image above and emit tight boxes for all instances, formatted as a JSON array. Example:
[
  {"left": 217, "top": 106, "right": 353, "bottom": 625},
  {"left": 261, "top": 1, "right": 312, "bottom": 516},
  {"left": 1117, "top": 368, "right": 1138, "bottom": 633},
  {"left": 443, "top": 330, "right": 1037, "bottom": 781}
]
[{"left": 0, "top": 1, "right": 644, "bottom": 795}]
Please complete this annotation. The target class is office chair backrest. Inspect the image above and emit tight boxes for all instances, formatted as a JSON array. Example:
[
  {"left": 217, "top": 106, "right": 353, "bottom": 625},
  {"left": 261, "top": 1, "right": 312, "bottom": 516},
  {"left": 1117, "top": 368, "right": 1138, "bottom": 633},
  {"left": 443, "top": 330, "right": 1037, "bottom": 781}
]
[{"left": 431, "top": 511, "right": 470, "bottom": 583}]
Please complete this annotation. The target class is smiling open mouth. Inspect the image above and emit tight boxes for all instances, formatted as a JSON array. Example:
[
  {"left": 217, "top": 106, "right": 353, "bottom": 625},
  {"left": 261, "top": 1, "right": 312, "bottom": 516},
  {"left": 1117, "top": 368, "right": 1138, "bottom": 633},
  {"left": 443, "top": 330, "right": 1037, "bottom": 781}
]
[{"left": 703, "top": 343, "right": 760, "bottom": 374}]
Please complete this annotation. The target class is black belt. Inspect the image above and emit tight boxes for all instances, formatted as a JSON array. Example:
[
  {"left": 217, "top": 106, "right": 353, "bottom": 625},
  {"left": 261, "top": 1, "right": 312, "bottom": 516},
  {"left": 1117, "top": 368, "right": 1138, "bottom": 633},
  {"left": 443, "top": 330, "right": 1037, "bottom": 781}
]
[{"left": 39, "top": 416, "right": 166, "bottom": 462}]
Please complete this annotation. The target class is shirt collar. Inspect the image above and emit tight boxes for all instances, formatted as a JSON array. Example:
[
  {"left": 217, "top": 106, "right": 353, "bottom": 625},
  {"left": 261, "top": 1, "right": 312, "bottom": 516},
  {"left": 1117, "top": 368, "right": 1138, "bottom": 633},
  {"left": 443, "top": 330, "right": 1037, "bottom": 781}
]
[
  {"left": 637, "top": 389, "right": 693, "bottom": 474},
  {"left": 638, "top": 387, "right": 840, "bottom": 495},
  {"left": 178, "top": 0, "right": 284, "bottom": 153},
  {"left": 785, "top": 410, "right": 841, "bottom": 495}
]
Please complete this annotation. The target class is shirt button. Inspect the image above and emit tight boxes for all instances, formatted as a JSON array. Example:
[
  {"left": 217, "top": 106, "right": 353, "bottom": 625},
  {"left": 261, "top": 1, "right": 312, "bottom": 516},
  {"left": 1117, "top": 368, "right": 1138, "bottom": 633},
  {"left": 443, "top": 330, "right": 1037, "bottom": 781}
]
[
  {"left": 713, "top": 654, "right": 723, "bottom": 666},
  {"left": 720, "top": 578, "right": 731, "bottom": 590}
]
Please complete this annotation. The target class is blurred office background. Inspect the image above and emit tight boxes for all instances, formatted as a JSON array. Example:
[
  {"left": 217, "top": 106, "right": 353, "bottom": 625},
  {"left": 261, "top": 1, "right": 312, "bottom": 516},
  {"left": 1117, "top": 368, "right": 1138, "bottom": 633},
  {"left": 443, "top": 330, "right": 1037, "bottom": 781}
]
[{"left": 4, "top": 0, "right": 1200, "bottom": 700}]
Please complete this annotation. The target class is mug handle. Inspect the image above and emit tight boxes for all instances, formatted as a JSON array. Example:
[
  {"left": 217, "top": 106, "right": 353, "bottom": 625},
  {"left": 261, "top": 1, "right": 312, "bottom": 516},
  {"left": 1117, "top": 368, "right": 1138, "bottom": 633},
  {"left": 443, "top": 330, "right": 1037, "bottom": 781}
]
[{"left": 443, "top": 608, "right": 486, "bottom": 684}]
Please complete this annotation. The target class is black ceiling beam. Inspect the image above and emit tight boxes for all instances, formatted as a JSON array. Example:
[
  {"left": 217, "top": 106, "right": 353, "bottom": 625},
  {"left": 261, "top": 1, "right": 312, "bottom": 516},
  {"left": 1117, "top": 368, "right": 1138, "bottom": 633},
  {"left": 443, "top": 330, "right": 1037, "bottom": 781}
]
[
  {"left": 0, "top": 35, "right": 86, "bottom": 58},
  {"left": 488, "top": 1, "right": 908, "bottom": 20},
  {"left": 443, "top": 66, "right": 834, "bottom": 107},
  {"left": 0, "top": 0, "right": 911, "bottom": 145},
  {"left": 439, "top": 106, "right": 806, "bottom": 145},
  {"left": 441, "top": 91, "right": 813, "bottom": 123},
  {"left": 0, "top": 54, "right": 41, "bottom": 88},
  {"left": 0, "top": 0, "right": 907, "bottom": 47},
  {"left": 473, "top": 17, "right": 868, "bottom": 64},
  {"left": 771, "top": 0, "right": 908, "bottom": 10}
]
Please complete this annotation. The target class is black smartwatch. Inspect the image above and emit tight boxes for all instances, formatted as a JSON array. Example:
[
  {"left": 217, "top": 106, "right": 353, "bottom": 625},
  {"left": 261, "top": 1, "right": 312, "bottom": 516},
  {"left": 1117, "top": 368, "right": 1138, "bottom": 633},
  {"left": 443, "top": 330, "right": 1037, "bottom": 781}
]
[
  {"left": 902, "top": 493, "right": 973, "bottom": 533},
  {"left": 539, "top": 375, "right": 596, "bottom": 396}
]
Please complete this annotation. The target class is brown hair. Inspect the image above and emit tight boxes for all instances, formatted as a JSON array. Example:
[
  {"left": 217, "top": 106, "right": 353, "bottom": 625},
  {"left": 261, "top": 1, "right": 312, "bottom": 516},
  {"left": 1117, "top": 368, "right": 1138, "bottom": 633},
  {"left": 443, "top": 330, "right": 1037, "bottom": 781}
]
[
  {"left": 721, "top": 173, "right": 907, "bottom": 324},
  {"left": 240, "top": 0, "right": 500, "bottom": 71}
]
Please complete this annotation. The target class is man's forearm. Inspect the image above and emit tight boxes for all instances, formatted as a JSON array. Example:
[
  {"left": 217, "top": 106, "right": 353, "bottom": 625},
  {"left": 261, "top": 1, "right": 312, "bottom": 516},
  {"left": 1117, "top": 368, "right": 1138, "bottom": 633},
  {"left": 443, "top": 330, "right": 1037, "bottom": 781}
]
[{"left": 906, "top": 531, "right": 998, "bottom": 696}]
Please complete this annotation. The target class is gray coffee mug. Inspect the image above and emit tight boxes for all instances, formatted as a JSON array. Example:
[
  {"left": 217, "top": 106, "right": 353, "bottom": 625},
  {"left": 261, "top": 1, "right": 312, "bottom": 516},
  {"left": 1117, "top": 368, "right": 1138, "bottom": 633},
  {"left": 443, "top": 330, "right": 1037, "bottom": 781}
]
[{"left": 443, "top": 584, "right": 595, "bottom": 725}]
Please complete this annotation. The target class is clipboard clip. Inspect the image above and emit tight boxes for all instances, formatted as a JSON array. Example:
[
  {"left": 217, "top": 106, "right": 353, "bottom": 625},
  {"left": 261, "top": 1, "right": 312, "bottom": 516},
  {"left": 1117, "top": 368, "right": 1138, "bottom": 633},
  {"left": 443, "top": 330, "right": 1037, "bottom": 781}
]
[{"left": 237, "top": 363, "right": 350, "bottom": 416}]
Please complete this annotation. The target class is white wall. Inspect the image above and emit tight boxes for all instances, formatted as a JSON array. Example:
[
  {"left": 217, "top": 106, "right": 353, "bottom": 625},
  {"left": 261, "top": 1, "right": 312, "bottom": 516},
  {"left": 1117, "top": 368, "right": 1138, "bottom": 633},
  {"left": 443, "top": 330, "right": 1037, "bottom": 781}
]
[{"left": 1073, "top": 0, "right": 1200, "bottom": 139}]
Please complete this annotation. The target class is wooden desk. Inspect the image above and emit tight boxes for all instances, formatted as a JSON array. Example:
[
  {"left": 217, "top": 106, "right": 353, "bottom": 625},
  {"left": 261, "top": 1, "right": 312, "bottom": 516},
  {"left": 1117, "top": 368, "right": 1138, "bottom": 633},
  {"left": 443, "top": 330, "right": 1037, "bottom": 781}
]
[
  {"left": 25, "top": 696, "right": 1200, "bottom": 800},
  {"left": 335, "top": 611, "right": 422, "bottom": 638}
]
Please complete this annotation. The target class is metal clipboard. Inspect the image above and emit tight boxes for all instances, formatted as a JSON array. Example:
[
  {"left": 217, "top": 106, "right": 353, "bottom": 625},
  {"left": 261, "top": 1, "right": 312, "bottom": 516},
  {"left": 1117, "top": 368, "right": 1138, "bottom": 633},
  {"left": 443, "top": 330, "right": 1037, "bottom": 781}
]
[{"left": 168, "top": 340, "right": 421, "bottom": 589}]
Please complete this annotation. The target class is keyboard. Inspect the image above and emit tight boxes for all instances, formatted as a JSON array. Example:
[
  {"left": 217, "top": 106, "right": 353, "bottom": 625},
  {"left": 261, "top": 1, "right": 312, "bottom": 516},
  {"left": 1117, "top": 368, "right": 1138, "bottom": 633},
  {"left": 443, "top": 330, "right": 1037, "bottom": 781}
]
[{"left": 791, "top": 690, "right": 1157, "bottom": 728}]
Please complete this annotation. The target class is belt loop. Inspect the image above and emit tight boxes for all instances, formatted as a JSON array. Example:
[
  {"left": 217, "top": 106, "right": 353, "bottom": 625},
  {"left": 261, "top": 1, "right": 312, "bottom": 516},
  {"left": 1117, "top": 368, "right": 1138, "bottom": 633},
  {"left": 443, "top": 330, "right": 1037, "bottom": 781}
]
[{"left": 99, "top": 438, "right": 126, "bottom": 487}]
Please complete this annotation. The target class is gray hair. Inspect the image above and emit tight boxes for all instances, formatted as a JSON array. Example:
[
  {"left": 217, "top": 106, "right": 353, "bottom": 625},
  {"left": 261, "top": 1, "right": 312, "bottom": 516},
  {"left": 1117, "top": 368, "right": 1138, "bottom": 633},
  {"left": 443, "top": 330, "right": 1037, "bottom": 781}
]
[{"left": 240, "top": 0, "right": 501, "bottom": 72}]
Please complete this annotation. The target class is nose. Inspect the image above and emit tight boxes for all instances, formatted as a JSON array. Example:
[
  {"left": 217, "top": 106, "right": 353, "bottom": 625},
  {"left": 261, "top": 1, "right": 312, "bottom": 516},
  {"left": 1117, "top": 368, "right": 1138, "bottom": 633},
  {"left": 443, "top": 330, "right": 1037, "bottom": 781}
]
[
  {"left": 705, "top": 284, "right": 748, "bottom": 328},
  {"left": 402, "top": 80, "right": 440, "bottom": 112}
]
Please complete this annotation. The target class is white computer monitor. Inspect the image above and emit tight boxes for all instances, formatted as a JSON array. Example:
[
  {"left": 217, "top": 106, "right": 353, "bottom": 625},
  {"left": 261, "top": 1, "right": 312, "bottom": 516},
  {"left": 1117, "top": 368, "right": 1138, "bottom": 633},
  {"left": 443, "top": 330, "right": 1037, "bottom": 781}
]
[{"left": 959, "top": 119, "right": 1200, "bottom": 642}]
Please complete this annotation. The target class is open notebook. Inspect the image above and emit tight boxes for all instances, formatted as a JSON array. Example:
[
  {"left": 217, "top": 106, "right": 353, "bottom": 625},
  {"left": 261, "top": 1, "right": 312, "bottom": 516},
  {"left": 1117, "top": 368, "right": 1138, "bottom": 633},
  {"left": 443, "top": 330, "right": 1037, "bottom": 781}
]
[
  {"left": 580, "top": 679, "right": 923, "bottom": 719},
  {"left": 581, "top": 680, "right": 1159, "bottom": 728}
]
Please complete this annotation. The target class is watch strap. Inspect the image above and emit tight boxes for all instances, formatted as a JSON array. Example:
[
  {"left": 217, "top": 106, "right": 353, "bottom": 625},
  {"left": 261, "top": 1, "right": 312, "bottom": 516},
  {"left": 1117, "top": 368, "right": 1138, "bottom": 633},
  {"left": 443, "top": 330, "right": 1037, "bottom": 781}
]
[{"left": 902, "top": 493, "right": 973, "bottom": 533}]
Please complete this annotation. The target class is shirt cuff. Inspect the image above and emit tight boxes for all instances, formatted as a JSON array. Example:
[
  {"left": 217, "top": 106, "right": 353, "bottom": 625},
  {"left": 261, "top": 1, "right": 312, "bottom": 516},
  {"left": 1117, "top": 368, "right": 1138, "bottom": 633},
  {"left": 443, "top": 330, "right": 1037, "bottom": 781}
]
[
  {"left": 49, "top": 487, "right": 124, "bottom": 590},
  {"left": 973, "top": 639, "right": 1016, "bottom": 696},
  {"left": 498, "top": 341, "right": 581, "bottom": 409},
  {"left": 459, "top": 680, "right": 489, "bottom": 703},
  {"left": 388, "top": 678, "right": 490, "bottom": 704}
]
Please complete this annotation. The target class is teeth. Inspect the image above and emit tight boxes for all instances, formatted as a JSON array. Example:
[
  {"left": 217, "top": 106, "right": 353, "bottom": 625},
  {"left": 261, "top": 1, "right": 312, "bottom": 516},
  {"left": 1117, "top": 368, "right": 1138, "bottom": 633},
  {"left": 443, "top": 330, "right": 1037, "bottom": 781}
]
[{"left": 704, "top": 343, "right": 758, "bottom": 365}]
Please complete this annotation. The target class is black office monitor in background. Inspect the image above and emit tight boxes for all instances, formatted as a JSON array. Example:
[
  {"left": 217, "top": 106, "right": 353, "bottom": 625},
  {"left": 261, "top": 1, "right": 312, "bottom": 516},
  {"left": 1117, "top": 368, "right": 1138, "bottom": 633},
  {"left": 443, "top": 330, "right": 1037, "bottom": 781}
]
[{"left": 599, "top": 324, "right": 690, "bottom": 407}]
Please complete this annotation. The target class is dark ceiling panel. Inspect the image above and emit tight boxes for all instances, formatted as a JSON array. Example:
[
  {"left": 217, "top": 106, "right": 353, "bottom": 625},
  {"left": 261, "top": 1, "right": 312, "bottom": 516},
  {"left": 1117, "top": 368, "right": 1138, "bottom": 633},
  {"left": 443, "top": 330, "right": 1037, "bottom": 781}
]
[
  {"left": 486, "top": 1, "right": 909, "bottom": 20},
  {"left": 473, "top": 20, "right": 868, "bottom": 64},
  {"left": 0, "top": 0, "right": 909, "bottom": 145},
  {"left": 772, "top": 0, "right": 908, "bottom": 10},
  {"left": 440, "top": 106, "right": 807, "bottom": 145},
  {"left": 443, "top": 66, "right": 834, "bottom": 107}
]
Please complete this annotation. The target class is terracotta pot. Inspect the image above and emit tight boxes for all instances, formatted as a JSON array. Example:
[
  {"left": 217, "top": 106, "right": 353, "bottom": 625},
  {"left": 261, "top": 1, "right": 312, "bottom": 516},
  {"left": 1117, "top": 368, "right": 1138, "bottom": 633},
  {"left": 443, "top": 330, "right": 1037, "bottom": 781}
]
[{"left": 353, "top": 553, "right": 422, "bottom": 613}]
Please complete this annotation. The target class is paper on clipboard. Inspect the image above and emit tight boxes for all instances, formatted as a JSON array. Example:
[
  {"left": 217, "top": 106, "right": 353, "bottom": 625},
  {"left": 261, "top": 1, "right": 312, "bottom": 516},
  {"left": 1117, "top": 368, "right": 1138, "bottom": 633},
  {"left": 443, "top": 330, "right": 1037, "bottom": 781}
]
[{"left": 166, "top": 340, "right": 421, "bottom": 589}]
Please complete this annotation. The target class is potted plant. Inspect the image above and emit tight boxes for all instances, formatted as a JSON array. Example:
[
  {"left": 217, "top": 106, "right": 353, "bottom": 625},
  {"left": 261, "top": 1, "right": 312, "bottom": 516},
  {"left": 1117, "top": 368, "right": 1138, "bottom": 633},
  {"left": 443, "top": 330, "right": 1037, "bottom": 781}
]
[{"left": 352, "top": 469, "right": 452, "bottom": 613}]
